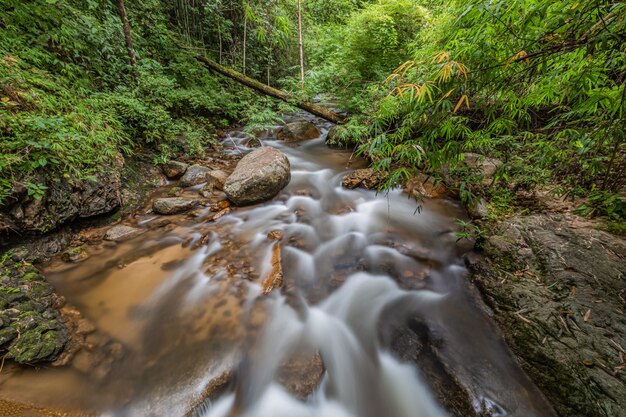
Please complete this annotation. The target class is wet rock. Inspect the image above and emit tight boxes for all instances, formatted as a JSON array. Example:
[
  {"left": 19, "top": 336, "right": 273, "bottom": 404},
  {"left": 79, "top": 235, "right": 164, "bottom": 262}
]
[
  {"left": 12, "top": 228, "right": 74, "bottom": 263},
  {"left": 471, "top": 215, "right": 626, "bottom": 417},
  {"left": 189, "top": 370, "right": 234, "bottom": 413},
  {"left": 267, "top": 230, "right": 284, "bottom": 241},
  {"left": 277, "top": 121, "right": 320, "bottom": 142},
  {"left": 277, "top": 352, "right": 325, "bottom": 400},
  {"left": 153, "top": 197, "right": 199, "bottom": 214},
  {"left": 167, "top": 186, "right": 183, "bottom": 197},
  {"left": 461, "top": 153, "right": 502, "bottom": 184},
  {"left": 262, "top": 242, "right": 283, "bottom": 295},
  {"left": 0, "top": 263, "right": 67, "bottom": 364},
  {"left": 203, "top": 170, "right": 229, "bottom": 192},
  {"left": 147, "top": 218, "right": 172, "bottom": 229},
  {"left": 466, "top": 197, "right": 489, "bottom": 219},
  {"left": 162, "top": 161, "right": 189, "bottom": 179},
  {"left": 404, "top": 174, "right": 446, "bottom": 199},
  {"left": 245, "top": 137, "right": 263, "bottom": 148},
  {"left": 61, "top": 246, "right": 88, "bottom": 263},
  {"left": 341, "top": 168, "right": 386, "bottom": 190},
  {"left": 325, "top": 125, "right": 350, "bottom": 149},
  {"left": 180, "top": 164, "right": 211, "bottom": 187},
  {"left": 224, "top": 147, "right": 290, "bottom": 206},
  {"left": 210, "top": 207, "right": 231, "bottom": 222},
  {"left": 120, "top": 161, "right": 166, "bottom": 215},
  {"left": 104, "top": 224, "right": 144, "bottom": 241},
  {"left": 1, "top": 168, "right": 122, "bottom": 233}
]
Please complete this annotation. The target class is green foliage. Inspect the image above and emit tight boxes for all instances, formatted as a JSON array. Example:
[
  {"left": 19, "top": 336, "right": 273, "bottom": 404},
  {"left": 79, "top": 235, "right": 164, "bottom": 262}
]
[
  {"left": 0, "top": 286, "right": 20, "bottom": 294},
  {"left": 242, "top": 98, "right": 285, "bottom": 135},
  {"left": 453, "top": 218, "right": 485, "bottom": 247},
  {"left": 0, "top": 0, "right": 254, "bottom": 204},
  {"left": 305, "top": 0, "right": 429, "bottom": 111},
  {"left": 330, "top": 0, "right": 626, "bottom": 221},
  {"left": 575, "top": 188, "right": 626, "bottom": 221}
]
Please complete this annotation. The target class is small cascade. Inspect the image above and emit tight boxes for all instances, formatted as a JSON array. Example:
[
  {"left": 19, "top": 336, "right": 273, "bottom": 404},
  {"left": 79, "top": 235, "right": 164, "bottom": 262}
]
[
  {"left": 197, "top": 274, "right": 446, "bottom": 417},
  {"left": 0, "top": 113, "right": 555, "bottom": 417}
]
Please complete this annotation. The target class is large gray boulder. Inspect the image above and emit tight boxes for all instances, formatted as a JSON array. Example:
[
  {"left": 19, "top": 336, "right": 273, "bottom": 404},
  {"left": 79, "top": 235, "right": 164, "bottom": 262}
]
[
  {"left": 224, "top": 147, "right": 290, "bottom": 206},
  {"left": 277, "top": 121, "right": 320, "bottom": 142},
  {"left": 179, "top": 165, "right": 211, "bottom": 187},
  {"left": 153, "top": 197, "right": 199, "bottom": 214}
]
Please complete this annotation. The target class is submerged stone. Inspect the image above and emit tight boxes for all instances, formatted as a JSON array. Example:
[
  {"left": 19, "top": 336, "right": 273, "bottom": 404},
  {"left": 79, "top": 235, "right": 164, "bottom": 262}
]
[
  {"left": 61, "top": 246, "right": 88, "bottom": 263},
  {"left": 153, "top": 197, "right": 199, "bottom": 214},
  {"left": 104, "top": 225, "right": 144, "bottom": 241},
  {"left": 341, "top": 168, "right": 385, "bottom": 190}
]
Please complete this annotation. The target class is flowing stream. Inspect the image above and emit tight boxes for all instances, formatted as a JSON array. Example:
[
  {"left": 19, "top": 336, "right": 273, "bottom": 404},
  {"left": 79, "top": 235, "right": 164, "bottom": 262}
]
[{"left": 0, "top": 114, "right": 555, "bottom": 417}]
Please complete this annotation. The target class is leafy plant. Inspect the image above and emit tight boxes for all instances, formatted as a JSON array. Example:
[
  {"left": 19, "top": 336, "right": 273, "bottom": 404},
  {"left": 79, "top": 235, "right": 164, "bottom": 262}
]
[
  {"left": 453, "top": 218, "right": 485, "bottom": 247},
  {"left": 25, "top": 182, "right": 48, "bottom": 200}
]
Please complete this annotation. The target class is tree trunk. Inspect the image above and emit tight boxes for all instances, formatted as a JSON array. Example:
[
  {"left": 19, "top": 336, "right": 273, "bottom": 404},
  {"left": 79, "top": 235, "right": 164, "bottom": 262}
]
[
  {"left": 196, "top": 56, "right": 345, "bottom": 124},
  {"left": 218, "top": 20, "right": 223, "bottom": 64},
  {"left": 243, "top": 8, "right": 248, "bottom": 76},
  {"left": 116, "top": 0, "right": 138, "bottom": 77},
  {"left": 297, "top": 0, "right": 305, "bottom": 92}
]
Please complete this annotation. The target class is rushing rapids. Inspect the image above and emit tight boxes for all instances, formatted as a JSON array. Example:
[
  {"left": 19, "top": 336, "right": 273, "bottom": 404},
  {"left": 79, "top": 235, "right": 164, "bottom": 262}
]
[{"left": 0, "top": 114, "right": 555, "bottom": 417}]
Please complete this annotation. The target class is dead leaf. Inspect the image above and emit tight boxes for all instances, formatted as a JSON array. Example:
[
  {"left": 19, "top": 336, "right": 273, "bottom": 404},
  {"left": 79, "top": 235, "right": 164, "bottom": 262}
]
[
  {"left": 262, "top": 242, "right": 283, "bottom": 295},
  {"left": 267, "top": 230, "right": 284, "bottom": 241},
  {"left": 583, "top": 309, "right": 591, "bottom": 322},
  {"left": 211, "top": 207, "right": 230, "bottom": 221}
]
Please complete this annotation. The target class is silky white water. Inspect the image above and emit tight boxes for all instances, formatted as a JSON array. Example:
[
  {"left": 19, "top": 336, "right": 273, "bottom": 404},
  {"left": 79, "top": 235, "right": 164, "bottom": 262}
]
[{"left": 0, "top": 113, "right": 555, "bottom": 417}]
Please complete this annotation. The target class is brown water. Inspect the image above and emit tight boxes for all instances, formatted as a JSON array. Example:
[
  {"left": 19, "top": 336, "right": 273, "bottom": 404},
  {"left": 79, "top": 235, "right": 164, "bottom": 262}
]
[{"left": 0, "top": 114, "right": 555, "bottom": 417}]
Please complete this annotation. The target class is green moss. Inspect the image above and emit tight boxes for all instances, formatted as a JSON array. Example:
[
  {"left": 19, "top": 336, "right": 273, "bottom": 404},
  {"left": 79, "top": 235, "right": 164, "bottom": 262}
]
[
  {"left": 61, "top": 246, "right": 87, "bottom": 263},
  {"left": 21, "top": 272, "right": 40, "bottom": 281},
  {"left": 0, "top": 251, "right": 67, "bottom": 363},
  {"left": 7, "top": 328, "right": 65, "bottom": 364},
  {"left": 0, "top": 326, "right": 18, "bottom": 346}
]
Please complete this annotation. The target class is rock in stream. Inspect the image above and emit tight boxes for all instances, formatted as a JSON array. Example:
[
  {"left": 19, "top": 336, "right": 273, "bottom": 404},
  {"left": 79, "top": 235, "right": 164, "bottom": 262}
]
[{"left": 224, "top": 147, "right": 290, "bottom": 206}]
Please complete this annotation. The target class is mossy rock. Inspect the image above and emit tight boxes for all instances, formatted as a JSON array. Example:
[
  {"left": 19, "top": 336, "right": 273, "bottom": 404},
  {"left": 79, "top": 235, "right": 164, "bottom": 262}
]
[
  {"left": 7, "top": 327, "right": 66, "bottom": 364},
  {"left": 0, "top": 326, "right": 17, "bottom": 346},
  {"left": 0, "top": 257, "right": 68, "bottom": 363},
  {"left": 61, "top": 246, "right": 88, "bottom": 263}
]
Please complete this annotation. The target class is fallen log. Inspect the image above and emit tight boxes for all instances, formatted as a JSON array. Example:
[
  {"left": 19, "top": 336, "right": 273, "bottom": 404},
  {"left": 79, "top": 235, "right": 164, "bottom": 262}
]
[{"left": 196, "top": 56, "right": 345, "bottom": 124}]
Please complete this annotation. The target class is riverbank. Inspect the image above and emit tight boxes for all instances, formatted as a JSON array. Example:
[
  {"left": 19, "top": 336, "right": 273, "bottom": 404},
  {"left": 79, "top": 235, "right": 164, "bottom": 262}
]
[{"left": 469, "top": 213, "right": 626, "bottom": 417}]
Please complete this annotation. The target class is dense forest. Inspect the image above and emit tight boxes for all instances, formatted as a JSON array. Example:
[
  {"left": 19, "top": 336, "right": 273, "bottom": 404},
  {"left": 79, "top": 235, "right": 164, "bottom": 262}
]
[
  {"left": 1, "top": 1, "right": 626, "bottom": 417},
  {"left": 1, "top": 0, "right": 624, "bottom": 231}
]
